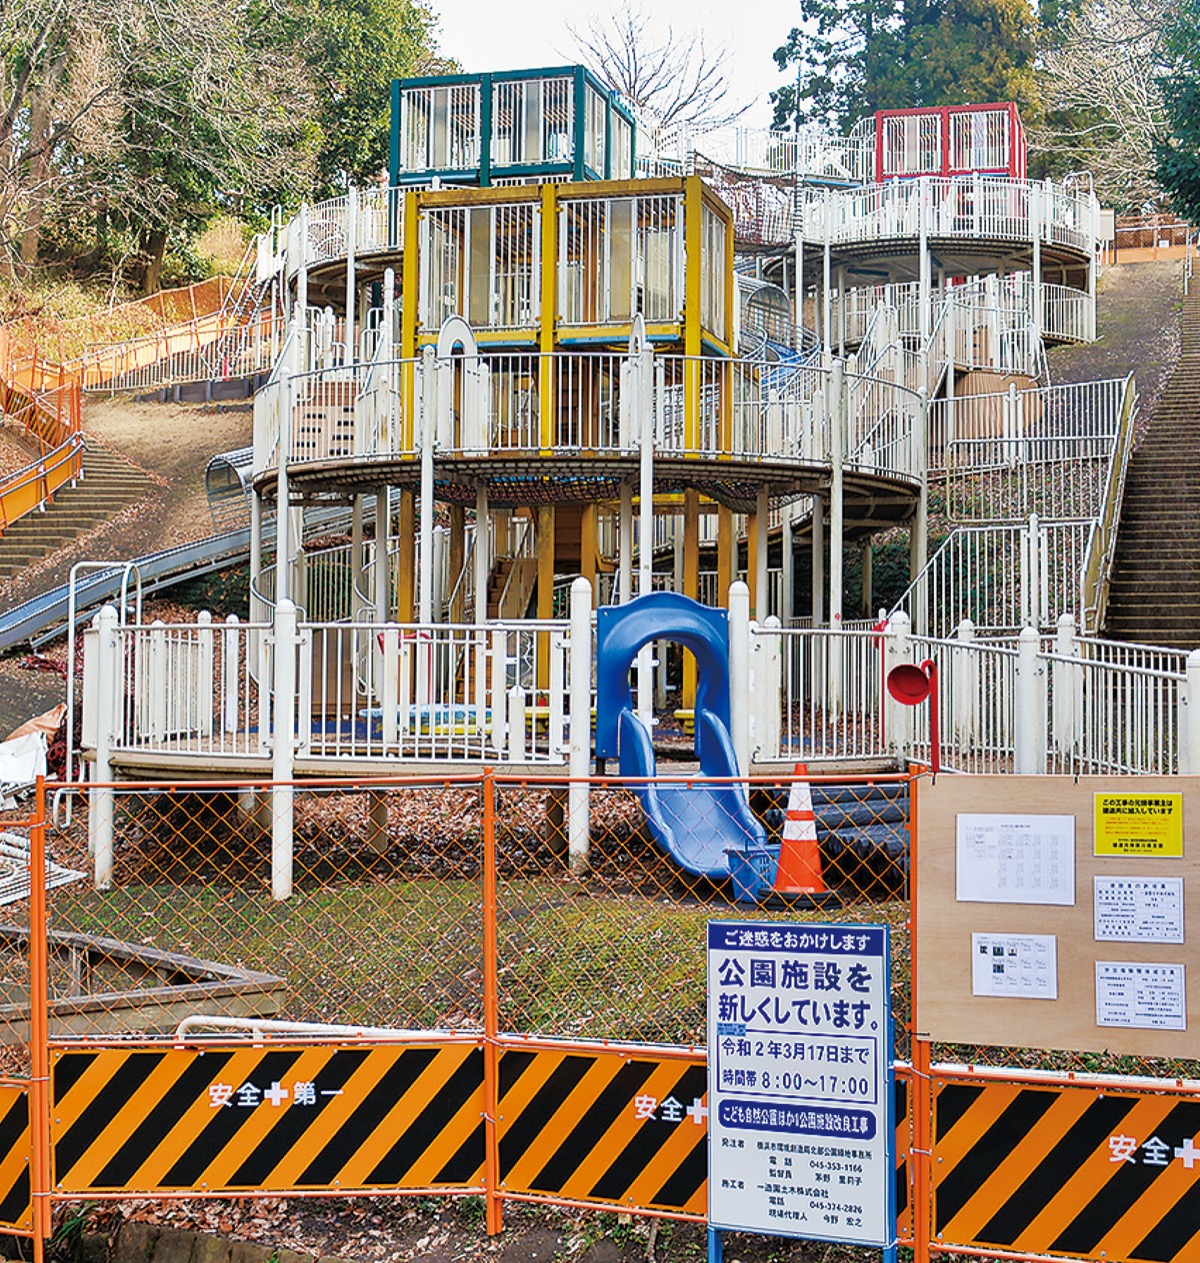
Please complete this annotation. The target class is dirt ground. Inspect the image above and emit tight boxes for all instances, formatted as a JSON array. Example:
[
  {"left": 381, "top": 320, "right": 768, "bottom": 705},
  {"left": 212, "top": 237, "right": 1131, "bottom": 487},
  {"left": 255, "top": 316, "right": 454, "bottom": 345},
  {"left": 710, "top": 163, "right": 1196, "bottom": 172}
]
[
  {"left": 56, "top": 1196, "right": 915, "bottom": 1263},
  {"left": 1046, "top": 260, "right": 1181, "bottom": 442},
  {"left": 0, "top": 396, "right": 251, "bottom": 734}
]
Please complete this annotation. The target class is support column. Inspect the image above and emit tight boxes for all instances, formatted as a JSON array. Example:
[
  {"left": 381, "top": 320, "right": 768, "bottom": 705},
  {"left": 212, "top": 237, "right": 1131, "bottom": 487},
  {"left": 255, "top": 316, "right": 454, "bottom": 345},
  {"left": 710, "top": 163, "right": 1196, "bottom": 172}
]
[
  {"left": 618, "top": 483, "right": 633, "bottom": 603},
  {"left": 716, "top": 504, "right": 734, "bottom": 605},
  {"left": 351, "top": 496, "right": 364, "bottom": 606},
  {"left": 375, "top": 489, "right": 391, "bottom": 622},
  {"left": 537, "top": 504, "right": 556, "bottom": 692},
  {"left": 275, "top": 369, "right": 293, "bottom": 606},
  {"left": 830, "top": 362, "right": 844, "bottom": 629},
  {"left": 474, "top": 483, "right": 489, "bottom": 624},
  {"left": 754, "top": 485, "right": 769, "bottom": 620},
  {"left": 396, "top": 490, "right": 414, "bottom": 621},
  {"left": 366, "top": 791, "right": 389, "bottom": 855},
  {"left": 418, "top": 346, "right": 435, "bottom": 624},
  {"left": 910, "top": 387, "right": 930, "bottom": 635},
  {"left": 683, "top": 489, "right": 700, "bottom": 707},
  {"left": 812, "top": 496, "right": 825, "bottom": 626},
  {"left": 448, "top": 504, "right": 465, "bottom": 623},
  {"left": 580, "top": 505, "right": 597, "bottom": 602},
  {"left": 822, "top": 198, "right": 833, "bottom": 353},
  {"left": 861, "top": 540, "right": 873, "bottom": 618},
  {"left": 249, "top": 489, "right": 263, "bottom": 605},
  {"left": 782, "top": 509, "right": 794, "bottom": 624}
]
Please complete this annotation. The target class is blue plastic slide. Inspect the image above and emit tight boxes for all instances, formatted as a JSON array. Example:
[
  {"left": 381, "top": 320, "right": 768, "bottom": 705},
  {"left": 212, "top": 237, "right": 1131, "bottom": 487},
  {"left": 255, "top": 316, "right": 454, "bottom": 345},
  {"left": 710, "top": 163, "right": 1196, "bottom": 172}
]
[{"left": 594, "top": 593, "right": 766, "bottom": 879}]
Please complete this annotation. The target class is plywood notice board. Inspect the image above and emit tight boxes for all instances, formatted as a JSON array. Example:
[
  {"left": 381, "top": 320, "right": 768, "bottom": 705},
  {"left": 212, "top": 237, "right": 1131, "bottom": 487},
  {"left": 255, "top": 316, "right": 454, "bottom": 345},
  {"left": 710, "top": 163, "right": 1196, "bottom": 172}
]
[{"left": 916, "top": 775, "right": 1200, "bottom": 1057}]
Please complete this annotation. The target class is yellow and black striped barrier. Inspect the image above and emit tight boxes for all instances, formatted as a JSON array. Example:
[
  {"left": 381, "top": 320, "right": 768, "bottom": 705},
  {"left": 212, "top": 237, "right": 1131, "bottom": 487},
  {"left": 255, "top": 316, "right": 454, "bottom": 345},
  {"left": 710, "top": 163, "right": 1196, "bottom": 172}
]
[
  {"left": 498, "top": 1046, "right": 709, "bottom": 1214},
  {"left": 935, "top": 1077, "right": 1200, "bottom": 1263},
  {"left": 0, "top": 1082, "right": 30, "bottom": 1232},
  {"left": 52, "top": 1043, "right": 485, "bottom": 1194}
]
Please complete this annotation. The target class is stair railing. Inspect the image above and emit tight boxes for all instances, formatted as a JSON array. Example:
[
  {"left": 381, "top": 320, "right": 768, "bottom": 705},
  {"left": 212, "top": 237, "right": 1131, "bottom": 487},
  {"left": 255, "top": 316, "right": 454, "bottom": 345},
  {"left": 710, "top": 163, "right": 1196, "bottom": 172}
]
[{"left": 1079, "top": 372, "right": 1138, "bottom": 635}]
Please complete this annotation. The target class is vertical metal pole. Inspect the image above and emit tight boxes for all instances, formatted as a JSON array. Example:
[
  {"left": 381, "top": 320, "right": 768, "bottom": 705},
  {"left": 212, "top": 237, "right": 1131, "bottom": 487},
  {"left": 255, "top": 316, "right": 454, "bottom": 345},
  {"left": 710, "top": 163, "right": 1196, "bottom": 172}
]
[
  {"left": 419, "top": 345, "right": 436, "bottom": 624},
  {"left": 90, "top": 605, "right": 118, "bottom": 888},
  {"left": 568, "top": 578, "right": 592, "bottom": 874},
  {"left": 275, "top": 369, "right": 292, "bottom": 606},
  {"left": 830, "top": 361, "right": 844, "bottom": 629},
  {"left": 271, "top": 598, "right": 297, "bottom": 900},
  {"left": 812, "top": 495, "right": 825, "bottom": 626},
  {"left": 481, "top": 769, "right": 503, "bottom": 1234},
  {"left": 345, "top": 186, "right": 357, "bottom": 361},
  {"left": 637, "top": 347, "right": 654, "bottom": 720},
  {"left": 475, "top": 482, "right": 489, "bottom": 626},
  {"left": 375, "top": 490, "right": 390, "bottom": 623},
  {"left": 29, "top": 777, "right": 51, "bottom": 1258},
  {"left": 907, "top": 768, "right": 933, "bottom": 1263},
  {"left": 729, "top": 580, "right": 751, "bottom": 775},
  {"left": 619, "top": 482, "right": 633, "bottom": 603}
]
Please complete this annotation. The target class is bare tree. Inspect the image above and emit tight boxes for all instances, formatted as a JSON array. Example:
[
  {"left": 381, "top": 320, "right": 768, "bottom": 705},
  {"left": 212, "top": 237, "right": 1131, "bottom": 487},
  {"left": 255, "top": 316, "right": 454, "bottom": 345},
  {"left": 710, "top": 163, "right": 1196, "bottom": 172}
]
[
  {"left": 567, "top": 4, "right": 750, "bottom": 131},
  {"left": 1034, "top": 0, "right": 1169, "bottom": 210}
]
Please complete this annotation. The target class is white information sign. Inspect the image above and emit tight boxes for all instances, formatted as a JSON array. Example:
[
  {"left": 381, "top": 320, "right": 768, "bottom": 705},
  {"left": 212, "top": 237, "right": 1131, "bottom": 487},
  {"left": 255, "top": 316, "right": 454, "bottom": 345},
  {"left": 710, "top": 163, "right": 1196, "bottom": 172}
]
[
  {"left": 955, "top": 814, "right": 1076, "bottom": 905},
  {"left": 707, "top": 921, "right": 894, "bottom": 1248},
  {"left": 971, "top": 933, "right": 1058, "bottom": 999},
  {"left": 1093, "top": 877, "right": 1185, "bottom": 944},
  {"left": 1096, "top": 962, "right": 1187, "bottom": 1030}
]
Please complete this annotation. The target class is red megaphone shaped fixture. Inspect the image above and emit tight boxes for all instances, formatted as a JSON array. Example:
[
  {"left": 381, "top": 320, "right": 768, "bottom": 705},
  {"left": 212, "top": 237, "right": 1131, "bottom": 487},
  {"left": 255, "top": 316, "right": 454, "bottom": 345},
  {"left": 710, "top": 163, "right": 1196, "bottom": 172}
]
[{"left": 885, "top": 658, "right": 940, "bottom": 775}]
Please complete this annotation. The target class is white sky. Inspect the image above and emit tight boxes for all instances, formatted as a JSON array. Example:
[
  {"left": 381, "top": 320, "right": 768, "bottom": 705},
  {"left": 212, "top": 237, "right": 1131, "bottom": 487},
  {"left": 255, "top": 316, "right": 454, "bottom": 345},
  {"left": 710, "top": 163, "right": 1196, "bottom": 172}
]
[{"left": 428, "top": 0, "right": 801, "bottom": 129}]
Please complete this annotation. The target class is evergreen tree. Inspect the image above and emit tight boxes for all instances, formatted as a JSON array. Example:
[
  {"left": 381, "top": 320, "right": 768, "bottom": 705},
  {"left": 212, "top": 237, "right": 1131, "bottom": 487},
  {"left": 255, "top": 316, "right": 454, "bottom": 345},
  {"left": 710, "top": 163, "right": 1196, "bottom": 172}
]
[
  {"left": 770, "top": 0, "right": 1039, "bottom": 132},
  {"left": 1155, "top": 0, "right": 1200, "bottom": 220}
]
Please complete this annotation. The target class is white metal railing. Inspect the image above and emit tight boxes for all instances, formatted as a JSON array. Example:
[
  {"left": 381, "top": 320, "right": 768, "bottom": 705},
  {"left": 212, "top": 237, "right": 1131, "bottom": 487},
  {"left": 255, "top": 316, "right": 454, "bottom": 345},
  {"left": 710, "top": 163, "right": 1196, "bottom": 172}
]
[
  {"left": 100, "top": 615, "right": 571, "bottom": 766},
  {"left": 104, "top": 617, "right": 271, "bottom": 759},
  {"left": 253, "top": 349, "right": 927, "bottom": 492},
  {"left": 647, "top": 120, "right": 873, "bottom": 184},
  {"left": 751, "top": 616, "right": 1196, "bottom": 776},
  {"left": 800, "top": 176, "right": 1098, "bottom": 256}
]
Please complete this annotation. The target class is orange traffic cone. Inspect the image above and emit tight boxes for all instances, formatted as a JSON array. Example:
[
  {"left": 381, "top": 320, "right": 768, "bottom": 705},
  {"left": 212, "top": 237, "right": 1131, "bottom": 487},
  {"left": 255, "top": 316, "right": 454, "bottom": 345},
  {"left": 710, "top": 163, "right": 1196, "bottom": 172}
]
[{"left": 774, "top": 763, "right": 829, "bottom": 895}]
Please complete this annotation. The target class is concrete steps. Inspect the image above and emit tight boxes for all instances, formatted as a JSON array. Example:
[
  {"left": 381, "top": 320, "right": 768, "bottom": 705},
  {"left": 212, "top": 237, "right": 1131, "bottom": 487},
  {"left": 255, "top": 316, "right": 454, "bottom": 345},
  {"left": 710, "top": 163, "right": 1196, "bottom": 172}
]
[
  {"left": 0, "top": 443, "right": 153, "bottom": 581},
  {"left": 1105, "top": 279, "right": 1200, "bottom": 649}
]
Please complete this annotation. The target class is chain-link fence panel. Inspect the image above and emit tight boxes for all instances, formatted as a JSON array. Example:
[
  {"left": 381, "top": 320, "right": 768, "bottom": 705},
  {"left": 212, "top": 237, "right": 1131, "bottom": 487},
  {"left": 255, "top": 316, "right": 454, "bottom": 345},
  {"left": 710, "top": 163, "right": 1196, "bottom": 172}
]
[
  {"left": 43, "top": 781, "right": 486, "bottom": 1040},
  {"left": 493, "top": 775, "right": 914, "bottom": 1052}
]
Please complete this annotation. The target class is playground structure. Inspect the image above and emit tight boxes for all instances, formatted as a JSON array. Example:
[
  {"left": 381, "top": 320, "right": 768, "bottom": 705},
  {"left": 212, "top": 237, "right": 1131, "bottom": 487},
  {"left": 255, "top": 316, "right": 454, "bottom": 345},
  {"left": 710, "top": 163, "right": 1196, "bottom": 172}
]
[
  {"left": 0, "top": 60, "right": 1199, "bottom": 1263},
  {"left": 45, "top": 68, "right": 1200, "bottom": 898}
]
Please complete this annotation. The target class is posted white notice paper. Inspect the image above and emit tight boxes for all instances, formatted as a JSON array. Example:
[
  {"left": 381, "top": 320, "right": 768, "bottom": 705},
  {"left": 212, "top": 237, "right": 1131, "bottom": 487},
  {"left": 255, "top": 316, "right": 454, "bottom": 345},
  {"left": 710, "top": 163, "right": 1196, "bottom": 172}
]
[
  {"left": 1094, "top": 877, "right": 1185, "bottom": 944},
  {"left": 971, "top": 933, "right": 1058, "bottom": 999},
  {"left": 956, "top": 814, "right": 1076, "bottom": 905},
  {"left": 1096, "top": 962, "right": 1186, "bottom": 1030}
]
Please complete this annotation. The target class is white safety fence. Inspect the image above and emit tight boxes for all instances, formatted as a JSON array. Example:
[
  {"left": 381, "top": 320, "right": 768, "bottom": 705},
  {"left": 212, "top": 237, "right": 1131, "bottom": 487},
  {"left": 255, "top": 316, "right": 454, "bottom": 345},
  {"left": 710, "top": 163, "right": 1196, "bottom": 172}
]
[
  {"left": 750, "top": 615, "right": 1199, "bottom": 776},
  {"left": 85, "top": 610, "right": 571, "bottom": 766},
  {"left": 800, "top": 176, "right": 1099, "bottom": 255},
  {"left": 253, "top": 343, "right": 925, "bottom": 490}
]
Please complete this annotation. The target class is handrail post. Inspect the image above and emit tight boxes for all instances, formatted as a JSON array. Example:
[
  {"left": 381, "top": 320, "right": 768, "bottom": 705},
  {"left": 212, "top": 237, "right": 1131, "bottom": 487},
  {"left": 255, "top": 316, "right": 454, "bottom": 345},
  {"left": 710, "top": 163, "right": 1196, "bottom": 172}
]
[
  {"left": 952, "top": 619, "right": 977, "bottom": 755},
  {"left": 1052, "top": 613, "right": 1079, "bottom": 763},
  {"left": 90, "top": 605, "right": 119, "bottom": 889},
  {"left": 1014, "top": 625, "right": 1045, "bottom": 774},
  {"left": 729, "top": 580, "right": 751, "bottom": 775},
  {"left": 884, "top": 609, "right": 912, "bottom": 759},
  {"left": 1182, "top": 650, "right": 1200, "bottom": 774}
]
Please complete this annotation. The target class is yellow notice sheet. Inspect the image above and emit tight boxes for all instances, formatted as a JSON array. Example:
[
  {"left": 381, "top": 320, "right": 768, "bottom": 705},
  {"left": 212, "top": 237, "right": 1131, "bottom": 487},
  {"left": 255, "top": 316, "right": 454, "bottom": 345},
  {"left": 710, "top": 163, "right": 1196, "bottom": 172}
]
[{"left": 1094, "top": 793, "right": 1184, "bottom": 857}]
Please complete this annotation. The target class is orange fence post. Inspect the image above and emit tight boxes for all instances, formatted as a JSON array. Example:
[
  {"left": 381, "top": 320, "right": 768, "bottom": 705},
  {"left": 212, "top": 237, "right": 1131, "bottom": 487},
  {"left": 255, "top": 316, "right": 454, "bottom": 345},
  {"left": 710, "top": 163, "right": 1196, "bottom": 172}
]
[
  {"left": 481, "top": 769, "right": 503, "bottom": 1235},
  {"left": 907, "top": 766, "right": 932, "bottom": 1263},
  {"left": 28, "top": 777, "right": 51, "bottom": 1258}
]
